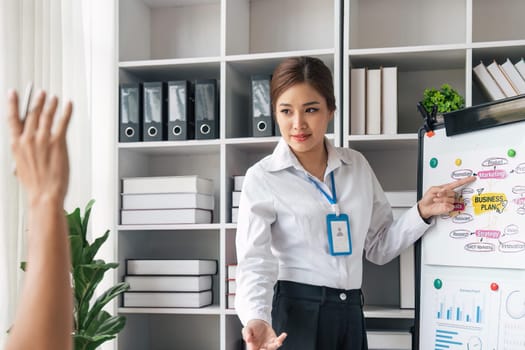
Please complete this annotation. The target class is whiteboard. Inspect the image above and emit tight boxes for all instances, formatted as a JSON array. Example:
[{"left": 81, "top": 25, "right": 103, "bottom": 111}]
[{"left": 418, "top": 113, "right": 525, "bottom": 349}]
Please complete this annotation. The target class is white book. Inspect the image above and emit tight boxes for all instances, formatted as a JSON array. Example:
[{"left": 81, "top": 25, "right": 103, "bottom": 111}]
[
  {"left": 500, "top": 58, "right": 525, "bottom": 94},
  {"left": 122, "top": 192, "right": 214, "bottom": 210},
  {"left": 366, "top": 69, "right": 381, "bottom": 135},
  {"left": 381, "top": 67, "right": 398, "bottom": 134},
  {"left": 350, "top": 67, "right": 366, "bottom": 135},
  {"left": 233, "top": 176, "right": 245, "bottom": 191},
  {"left": 122, "top": 176, "right": 214, "bottom": 195},
  {"left": 515, "top": 58, "right": 525, "bottom": 81},
  {"left": 231, "top": 191, "right": 241, "bottom": 208},
  {"left": 486, "top": 60, "right": 518, "bottom": 97},
  {"left": 123, "top": 290, "right": 212, "bottom": 308},
  {"left": 127, "top": 259, "right": 217, "bottom": 275},
  {"left": 125, "top": 275, "right": 213, "bottom": 292},
  {"left": 473, "top": 62, "right": 505, "bottom": 101},
  {"left": 121, "top": 208, "right": 212, "bottom": 225},
  {"left": 227, "top": 264, "right": 237, "bottom": 279},
  {"left": 227, "top": 279, "right": 237, "bottom": 294},
  {"left": 399, "top": 244, "right": 415, "bottom": 309},
  {"left": 231, "top": 207, "right": 239, "bottom": 223},
  {"left": 227, "top": 293, "right": 236, "bottom": 309},
  {"left": 384, "top": 191, "right": 417, "bottom": 207}
]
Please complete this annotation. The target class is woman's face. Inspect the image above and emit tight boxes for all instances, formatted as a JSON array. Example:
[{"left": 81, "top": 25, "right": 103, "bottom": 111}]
[{"left": 274, "top": 82, "right": 334, "bottom": 158}]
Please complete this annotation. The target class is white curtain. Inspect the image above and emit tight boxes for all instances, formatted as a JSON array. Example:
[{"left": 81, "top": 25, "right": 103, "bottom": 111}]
[{"left": 0, "top": 0, "right": 117, "bottom": 348}]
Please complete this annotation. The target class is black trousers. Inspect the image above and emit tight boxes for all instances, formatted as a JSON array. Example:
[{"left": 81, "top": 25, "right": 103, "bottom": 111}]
[{"left": 271, "top": 280, "right": 368, "bottom": 350}]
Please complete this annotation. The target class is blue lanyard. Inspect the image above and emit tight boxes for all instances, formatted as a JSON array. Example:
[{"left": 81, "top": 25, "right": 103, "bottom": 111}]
[{"left": 308, "top": 172, "right": 340, "bottom": 216}]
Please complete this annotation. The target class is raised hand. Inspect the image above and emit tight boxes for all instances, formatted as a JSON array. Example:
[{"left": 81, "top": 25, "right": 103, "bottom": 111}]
[{"left": 8, "top": 89, "right": 72, "bottom": 207}]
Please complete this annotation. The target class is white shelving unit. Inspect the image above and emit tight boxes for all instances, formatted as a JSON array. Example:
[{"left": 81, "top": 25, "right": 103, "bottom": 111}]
[
  {"left": 117, "top": 0, "right": 340, "bottom": 349},
  {"left": 115, "top": 0, "right": 524, "bottom": 348},
  {"left": 342, "top": 0, "right": 525, "bottom": 347}
]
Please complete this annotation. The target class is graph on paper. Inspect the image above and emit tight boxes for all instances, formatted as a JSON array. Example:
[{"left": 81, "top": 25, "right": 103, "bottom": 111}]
[{"left": 421, "top": 277, "right": 500, "bottom": 349}]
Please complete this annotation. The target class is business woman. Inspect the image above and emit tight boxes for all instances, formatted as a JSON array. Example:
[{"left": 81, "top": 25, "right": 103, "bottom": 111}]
[{"left": 235, "top": 56, "right": 476, "bottom": 350}]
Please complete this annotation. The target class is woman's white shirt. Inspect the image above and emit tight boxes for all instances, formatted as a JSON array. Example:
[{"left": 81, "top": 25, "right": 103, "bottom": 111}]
[{"left": 235, "top": 138, "right": 431, "bottom": 325}]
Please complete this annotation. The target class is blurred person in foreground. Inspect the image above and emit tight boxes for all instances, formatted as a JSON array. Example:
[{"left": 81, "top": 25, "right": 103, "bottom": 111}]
[{"left": 5, "top": 89, "right": 73, "bottom": 350}]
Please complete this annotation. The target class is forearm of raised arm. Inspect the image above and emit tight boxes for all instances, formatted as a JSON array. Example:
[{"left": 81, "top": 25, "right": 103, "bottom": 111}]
[{"left": 6, "top": 200, "right": 72, "bottom": 350}]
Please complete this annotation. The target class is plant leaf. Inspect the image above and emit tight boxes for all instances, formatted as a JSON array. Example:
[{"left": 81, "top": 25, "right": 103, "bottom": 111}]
[
  {"left": 83, "top": 230, "right": 110, "bottom": 263},
  {"left": 83, "top": 282, "right": 129, "bottom": 331},
  {"left": 85, "top": 310, "right": 127, "bottom": 337},
  {"left": 73, "top": 262, "right": 119, "bottom": 330},
  {"left": 85, "top": 310, "right": 111, "bottom": 335},
  {"left": 81, "top": 199, "right": 96, "bottom": 243},
  {"left": 95, "top": 315, "right": 126, "bottom": 337},
  {"left": 67, "top": 207, "right": 83, "bottom": 240},
  {"left": 69, "top": 235, "right": 84, "bottom": 268}
]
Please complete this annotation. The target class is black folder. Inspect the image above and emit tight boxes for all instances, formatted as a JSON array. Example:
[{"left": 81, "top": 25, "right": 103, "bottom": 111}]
[
  {"left": 251, "top": 75, "right": 273, "bottom": 137},
  {"left": 168, "top": 80, "right": 194, "bottom": 140},
  {"left": 194, "top": 79, "right": 219, "bottom": 139},
  {"left": 143, "top": 82, "right": 167, "bottom": 141},
  {"left": 119, "top": 83, "right": 143, "bottom": 142}
]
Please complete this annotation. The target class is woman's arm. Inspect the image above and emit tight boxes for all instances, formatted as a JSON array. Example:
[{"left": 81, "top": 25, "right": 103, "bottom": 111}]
[{"left": 5, "top": 90, "right": 73, "bottom": 350}]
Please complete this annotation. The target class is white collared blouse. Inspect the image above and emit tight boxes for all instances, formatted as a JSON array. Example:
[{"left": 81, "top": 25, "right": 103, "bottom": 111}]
[{"left": 235, "top": 138, "right": 431, "bottom": 325}]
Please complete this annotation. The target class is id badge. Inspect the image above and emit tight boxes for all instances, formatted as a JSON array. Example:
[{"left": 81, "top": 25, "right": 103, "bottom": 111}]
[{"left": 326, "top": 213, "right": 352, "bottom": 256}]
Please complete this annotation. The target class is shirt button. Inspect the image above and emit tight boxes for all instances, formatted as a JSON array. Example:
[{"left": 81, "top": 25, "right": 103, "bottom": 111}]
[{"left": 339, "top": 293, "right": 347, "bottom": 301}]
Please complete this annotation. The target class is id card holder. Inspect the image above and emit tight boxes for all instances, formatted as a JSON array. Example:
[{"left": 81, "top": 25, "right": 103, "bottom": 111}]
[{"left": 326, "top": 213, "right": 352, "bottom": 256}]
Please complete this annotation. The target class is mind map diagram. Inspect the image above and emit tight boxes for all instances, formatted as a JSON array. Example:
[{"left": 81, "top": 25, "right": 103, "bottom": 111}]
[{"left": 424, "top": 149, "right": 525, "bottom": 269}]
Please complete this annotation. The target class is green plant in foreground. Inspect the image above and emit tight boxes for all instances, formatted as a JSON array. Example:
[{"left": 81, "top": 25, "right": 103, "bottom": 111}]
[
  {"left": 422, "top": 83, "right": 465, "bottom": 114},
  {"left": 68, "top": 200, "right": 129, "bottom": 350}
]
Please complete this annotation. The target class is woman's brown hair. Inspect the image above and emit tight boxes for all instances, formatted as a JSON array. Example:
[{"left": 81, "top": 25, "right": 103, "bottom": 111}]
[{"left": 270, "top": 56, "right": 336, "bottom": 113}]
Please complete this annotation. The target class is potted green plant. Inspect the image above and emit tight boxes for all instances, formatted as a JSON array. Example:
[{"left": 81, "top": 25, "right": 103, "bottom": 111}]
[
  {"left": 16, "top": 200, "right": 129, "bottom": 349},
  {"left": 421, "top": 83, "right": 465, "bottom": 115},
  {"left": 417, "top": 83, "right": 465, "bottom": 135},
  {"left": 68, "top": 199, "right": 129, "bottom": 350}
]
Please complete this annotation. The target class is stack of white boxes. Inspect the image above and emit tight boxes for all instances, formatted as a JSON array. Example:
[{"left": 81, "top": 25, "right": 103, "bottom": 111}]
[
  {"left": 122, "top": 259, "right": 217, "bottom": 308},
  {"left": 226, "top": 264, "right": 237, "bottom": 309},
  {"left": 120, "top": 175, "right": 214, "bottom": 225},
  {"left": 231, "top": 176, "right": 244, "bottom": 223}
]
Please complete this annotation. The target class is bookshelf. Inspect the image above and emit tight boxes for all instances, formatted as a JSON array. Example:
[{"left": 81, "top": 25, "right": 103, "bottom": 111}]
[
  {"left": 343, "top": 0, "right": 525, "bottom": 347},
  {"left": 117, "top": 0, "right": 340, "bottom": 349},
  {"left": 115, "top": 0, "right": 525, "bottom": 349}
]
